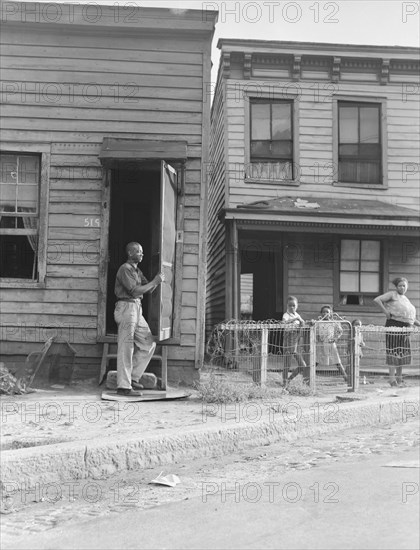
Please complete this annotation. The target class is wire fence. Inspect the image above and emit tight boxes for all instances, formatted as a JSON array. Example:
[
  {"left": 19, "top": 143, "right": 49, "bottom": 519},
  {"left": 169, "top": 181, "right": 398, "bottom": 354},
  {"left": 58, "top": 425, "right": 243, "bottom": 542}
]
[
  {"left": 206, "top": 319, "right": 420, "bottom": 392},
  {"left": 355, "top": 325, "right": 420, "bottom": 386}
]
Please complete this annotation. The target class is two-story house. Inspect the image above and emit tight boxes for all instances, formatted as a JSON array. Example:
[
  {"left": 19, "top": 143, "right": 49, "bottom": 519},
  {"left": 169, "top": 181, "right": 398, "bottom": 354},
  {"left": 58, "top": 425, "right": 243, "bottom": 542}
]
[
  {"left": 0, "top": 2, "right": 217, "bottom": 385},
  {"left": 207, "top": 39, "right": 419, "bottom": 331}
]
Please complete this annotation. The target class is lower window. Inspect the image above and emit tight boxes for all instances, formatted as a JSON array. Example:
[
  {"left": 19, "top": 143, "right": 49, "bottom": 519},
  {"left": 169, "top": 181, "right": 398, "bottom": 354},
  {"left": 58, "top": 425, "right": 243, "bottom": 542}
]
[
  {"left": 0, "top": 152, "right": 41, "bottom": 280},
  {"left": 339, "top": 239, "right": 381, "bottom": 305}
]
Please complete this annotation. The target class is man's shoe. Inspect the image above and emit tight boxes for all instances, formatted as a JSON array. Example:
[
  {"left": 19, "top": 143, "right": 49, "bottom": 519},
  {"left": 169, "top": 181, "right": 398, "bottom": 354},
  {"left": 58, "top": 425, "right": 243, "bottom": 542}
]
[
  {"left": 116, "top": 388, "right": 143, "bottom": 396},
  {"left": 131, "top": 380, "right": 144, "bottom": 390}
]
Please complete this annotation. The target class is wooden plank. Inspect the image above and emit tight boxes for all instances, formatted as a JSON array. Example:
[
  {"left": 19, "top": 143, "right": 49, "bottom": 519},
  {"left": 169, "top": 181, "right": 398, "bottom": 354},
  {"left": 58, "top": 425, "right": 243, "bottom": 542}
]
[
  {"left": 1, "top": 129, "right": 203, "bottom": 144},
  {"left": 0, "top": 340, "right": 103, "bottom": 358},
  {"left": 2, "top": 57, "right": 203, "bottom": 77},
  {"left": 0, "top": 289, "right": 98, "bottom": 303},
  {"left": 2, "top": 44, "right": 203, "bottom": 65},
  {"left": 0, "top": 328, "right": 97, "bottom": 344},
  {"left": 4, "top": 105, "right": 202, "bottom": 125},
  {"left": 49, "top": 203, "right": 101, "bottom": 215},
  {"left": 1, "top": 68, "right": 203, "bottom": 88},
  {"left": 4, "top": 94, "right": 204, "bottom": 113},
  {"left": 49, "top": 227, "right": 101, "bottom": 240},
  {"left": 0, "top": 313, "right": 97, "bottom": 325},
  {"left": 3, "top": 118, "right": 203, "bottom": 136},
  {"left": 1, "top": 28, "right": 207, "bottom": 52},
  {"left": 50, "top": 180, "right": 102, "bottom": 192},
  {"left": 47, "top": 265, "right": 99, "bottom": 278}
]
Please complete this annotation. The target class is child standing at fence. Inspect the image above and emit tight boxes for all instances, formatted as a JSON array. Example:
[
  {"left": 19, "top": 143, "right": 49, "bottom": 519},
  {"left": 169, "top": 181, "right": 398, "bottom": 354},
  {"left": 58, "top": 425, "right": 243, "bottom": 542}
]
[
  {"left": 316, "top": 305, "right": 347, "bottom": 382},
  {"left": 282, "top": 296, "right": 309, "bottom": 384}
]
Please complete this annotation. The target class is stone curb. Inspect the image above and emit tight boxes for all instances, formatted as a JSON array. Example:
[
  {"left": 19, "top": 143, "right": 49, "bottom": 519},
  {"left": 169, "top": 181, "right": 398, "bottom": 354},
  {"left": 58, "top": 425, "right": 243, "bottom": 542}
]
[{"left": 1, "top": 395, "right": 418, "bottom": 489}]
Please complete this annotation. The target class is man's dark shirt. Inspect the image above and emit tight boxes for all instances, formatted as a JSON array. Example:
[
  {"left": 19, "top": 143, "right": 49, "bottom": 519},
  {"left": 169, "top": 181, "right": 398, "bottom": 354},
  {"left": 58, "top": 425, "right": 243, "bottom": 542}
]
[{"left": 115, "top": 262, "right": 148, "bottom": 300}]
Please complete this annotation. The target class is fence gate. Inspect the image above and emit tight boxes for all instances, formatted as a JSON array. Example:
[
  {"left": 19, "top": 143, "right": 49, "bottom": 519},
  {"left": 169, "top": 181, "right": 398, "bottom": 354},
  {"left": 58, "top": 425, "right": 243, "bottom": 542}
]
[{"left": 206, "top": 320, "right": 317, "bottom": 389}]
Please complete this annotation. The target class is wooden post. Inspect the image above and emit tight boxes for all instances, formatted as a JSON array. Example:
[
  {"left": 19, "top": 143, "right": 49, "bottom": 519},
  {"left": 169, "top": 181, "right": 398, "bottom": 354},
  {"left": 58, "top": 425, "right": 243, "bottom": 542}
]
[
  {"left": 353, "top": 328, "right": 360, "bottom": 392},
  {"left": 309, "top": 324, "right": 316, "bottom": 392},
  {"left": 260, "top": 326, "right": 268, "bottom": 386},
  {"left": 161, "top": 345, "right": 168, "bottom": 391}
]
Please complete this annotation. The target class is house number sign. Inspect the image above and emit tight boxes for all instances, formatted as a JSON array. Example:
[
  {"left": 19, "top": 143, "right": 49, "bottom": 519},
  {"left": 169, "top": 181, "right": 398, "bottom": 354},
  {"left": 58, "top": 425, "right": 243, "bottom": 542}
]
[{"left": 84, "top": 218, "right": 100, "bottom": 228}]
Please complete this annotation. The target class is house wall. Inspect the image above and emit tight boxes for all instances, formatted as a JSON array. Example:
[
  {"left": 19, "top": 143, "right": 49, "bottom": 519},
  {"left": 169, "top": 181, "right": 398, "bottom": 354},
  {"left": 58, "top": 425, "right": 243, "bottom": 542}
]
[
  {"left": 285, "top": 234, "right": 420, "bottom": 322},
  {"left": 224, "top": 78, "right": 420, "bottom": 210},
  {"left": 0, "top": 12, "right": 215, "bottom": 381},
  {"left": 206, "top": 80, "right": 227, "bottom": 336},
  {"left": 206, "top": 44, "right": 419, "bottom": 334}
]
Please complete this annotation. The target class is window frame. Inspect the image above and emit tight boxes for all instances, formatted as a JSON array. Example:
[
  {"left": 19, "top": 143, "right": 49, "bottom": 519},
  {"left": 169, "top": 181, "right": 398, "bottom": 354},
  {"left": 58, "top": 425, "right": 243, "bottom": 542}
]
[
  {"left": 332, "top": 95, "right": 387, "bottom": 189},
  {"left": 244, "top": 92, "right": 300, "bottom": 186},
  {"left": 334, "top": 236, "right": 388, "bottom": 311},
  {"left": 0, "top": 143, "right": 50, "bottom": 288}
]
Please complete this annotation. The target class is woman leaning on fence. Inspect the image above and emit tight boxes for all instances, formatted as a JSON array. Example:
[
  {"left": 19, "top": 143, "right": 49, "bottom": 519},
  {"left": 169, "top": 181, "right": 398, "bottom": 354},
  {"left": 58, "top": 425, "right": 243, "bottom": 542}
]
[{"left": 374, "top": 277, "right": 420, "bottom": 387}]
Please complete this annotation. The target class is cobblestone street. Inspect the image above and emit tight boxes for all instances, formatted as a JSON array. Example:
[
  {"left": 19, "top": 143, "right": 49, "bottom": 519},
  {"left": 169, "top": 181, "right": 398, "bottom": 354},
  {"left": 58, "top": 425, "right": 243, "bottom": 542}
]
[{"left": 2, "top": 417, "right": 418, "bottom": 547}]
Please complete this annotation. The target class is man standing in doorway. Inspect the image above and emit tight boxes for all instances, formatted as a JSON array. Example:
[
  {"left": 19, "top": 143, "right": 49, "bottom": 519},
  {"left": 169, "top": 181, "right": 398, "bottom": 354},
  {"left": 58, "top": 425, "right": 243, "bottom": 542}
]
[{"left": 114, "top": 242, "right": 164, "bottom": 396}]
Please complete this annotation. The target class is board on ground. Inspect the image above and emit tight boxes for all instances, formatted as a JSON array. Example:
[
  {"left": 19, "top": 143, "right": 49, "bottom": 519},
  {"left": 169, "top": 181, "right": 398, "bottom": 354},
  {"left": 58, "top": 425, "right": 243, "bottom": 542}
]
[{"left": 101, "top": 388, "right": 191, "bottom": 402}]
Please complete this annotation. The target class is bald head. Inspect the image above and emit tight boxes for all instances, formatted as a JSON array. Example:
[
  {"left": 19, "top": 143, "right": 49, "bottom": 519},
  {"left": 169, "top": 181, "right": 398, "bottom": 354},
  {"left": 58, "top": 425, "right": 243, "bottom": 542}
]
[{"left": 126, "top": 242, "right": 144, "bottom": 263}]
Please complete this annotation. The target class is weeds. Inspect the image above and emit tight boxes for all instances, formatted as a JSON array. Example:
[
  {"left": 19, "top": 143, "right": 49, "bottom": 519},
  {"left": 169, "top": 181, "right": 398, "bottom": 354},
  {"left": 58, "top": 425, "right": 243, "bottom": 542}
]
[
  {"left": 285, "top": 375, "right": 314, "bottom": 396},
  {"left": 195, "top": 373, "right": 288, "bottom": 404}
]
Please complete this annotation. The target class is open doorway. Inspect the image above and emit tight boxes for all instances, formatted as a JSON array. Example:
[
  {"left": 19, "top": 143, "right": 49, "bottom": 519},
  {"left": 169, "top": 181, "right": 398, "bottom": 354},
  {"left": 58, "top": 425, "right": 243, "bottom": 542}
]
[{"left": 106, "top": 166, "right": 160, "bottom": 334}]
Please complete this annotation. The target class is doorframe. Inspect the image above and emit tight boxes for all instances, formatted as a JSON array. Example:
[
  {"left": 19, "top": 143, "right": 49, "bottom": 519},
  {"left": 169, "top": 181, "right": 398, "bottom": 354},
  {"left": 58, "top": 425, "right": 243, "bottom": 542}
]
[
  {"left": 96, "top": 163, "right": 185, "bottom": 344},
  {"left": 97, "top": 168, "right": 111, "bottom": 341}
]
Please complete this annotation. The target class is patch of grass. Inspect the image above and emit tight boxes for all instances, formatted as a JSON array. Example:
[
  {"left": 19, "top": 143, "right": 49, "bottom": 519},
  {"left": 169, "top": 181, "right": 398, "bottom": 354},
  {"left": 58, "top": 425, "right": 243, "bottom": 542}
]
[
  {"left": 286, "top": 375, "right": 314, "bottom": 396},
  {"left": 194, "top": 373, "right": 287, "bottom": 404}
]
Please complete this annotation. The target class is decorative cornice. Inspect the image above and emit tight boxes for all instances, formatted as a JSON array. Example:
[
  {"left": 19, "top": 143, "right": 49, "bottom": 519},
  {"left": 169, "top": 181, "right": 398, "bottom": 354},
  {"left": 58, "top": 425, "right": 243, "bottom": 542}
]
[
  {"left": 293, "top": 55, "right": 302, "bottom": 81},
  {"left": 243, "top": 53, "right": 252, "bottom": 79},
  {"left": 253, "top": 54, "right": 292, "bottom": 67},
  {"left": 301, "top": 56, "right": 330, "bottom": 68},
  {"left": 223, "top": 50, "right": 420, "bottom": 83},
  {"left": 381, "top": 59, "right": 390, "bottom": 85},
  {"left": 342, "top": 58, "right": 381, "bottom": 70},
  {"left": 332, "top": 57, "right": 341, "bottom": 82},
  {"left": 222, "top": 52, "right": 231, "bottom": 78},
  {"left": 390, "top": 60, "right": 420, "bottom": 71}
]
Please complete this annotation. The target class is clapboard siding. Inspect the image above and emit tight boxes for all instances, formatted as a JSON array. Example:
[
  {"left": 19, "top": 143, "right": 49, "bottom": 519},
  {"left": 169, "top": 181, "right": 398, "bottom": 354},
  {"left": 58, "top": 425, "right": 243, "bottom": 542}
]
[
  {"left": 1, "top": 6, "right": 216, "bottom": 382},
  {"left": 206, "top": 75, "right": 228, "bottom": 335},
  {"left": 285, "top": 235, "right": 420, "bottom": 323},
  {"left": 207, "top": 41, "right": 419, "bottom": 330},
  {"left": 224, "top": 79, "right": 420, "bottom": 210}
]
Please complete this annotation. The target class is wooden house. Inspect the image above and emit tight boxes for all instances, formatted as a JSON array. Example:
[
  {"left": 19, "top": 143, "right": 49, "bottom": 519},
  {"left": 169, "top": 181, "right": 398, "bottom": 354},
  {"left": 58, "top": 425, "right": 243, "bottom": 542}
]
[
  {"left": 207, "top": 40, "right": 420, "bottom": 329},
  {"left": 0, "top": 2, "right": 218, "bottom": 384}
]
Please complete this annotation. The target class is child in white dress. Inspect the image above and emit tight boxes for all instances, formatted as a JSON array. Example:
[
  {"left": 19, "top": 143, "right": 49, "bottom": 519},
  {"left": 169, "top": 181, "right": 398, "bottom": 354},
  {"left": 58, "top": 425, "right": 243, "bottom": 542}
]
[{"left": 316, "top": 305, "right": 347, "bottom": 382}]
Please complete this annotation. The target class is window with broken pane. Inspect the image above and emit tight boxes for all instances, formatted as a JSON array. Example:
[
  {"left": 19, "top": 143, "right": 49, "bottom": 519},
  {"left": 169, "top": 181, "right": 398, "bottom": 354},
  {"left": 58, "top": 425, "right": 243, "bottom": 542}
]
[{"left": 0, "top": 153, "right": 40, "bottom": 279}]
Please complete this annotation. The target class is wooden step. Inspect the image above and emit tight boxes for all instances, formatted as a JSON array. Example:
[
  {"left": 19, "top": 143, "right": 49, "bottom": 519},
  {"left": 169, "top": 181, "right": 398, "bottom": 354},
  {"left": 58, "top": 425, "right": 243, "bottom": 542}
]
[{"left": 99, "top": 343, "right": 167, "bottom": 390}]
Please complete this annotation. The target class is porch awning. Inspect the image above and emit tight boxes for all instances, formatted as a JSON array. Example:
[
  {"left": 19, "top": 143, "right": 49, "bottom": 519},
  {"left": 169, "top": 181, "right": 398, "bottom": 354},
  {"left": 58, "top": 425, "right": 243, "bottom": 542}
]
[
  {"left": 99, "top": 138, "right": 188, "bottom": 165},
  {"left": 220, "top": 197, "right": 420, "bottom": 235}
]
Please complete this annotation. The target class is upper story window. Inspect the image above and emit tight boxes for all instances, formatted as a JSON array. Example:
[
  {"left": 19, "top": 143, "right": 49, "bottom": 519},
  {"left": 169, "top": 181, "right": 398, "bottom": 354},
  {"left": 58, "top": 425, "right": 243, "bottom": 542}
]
[
  {"left": 339, "top": 239, "right": 381, "bottom": 306},
  {"left": 0, "top": 152, "right": 41, "bottom": 280},
  {"left": 338, "top": 102, "right": 382, "bottom": 185},
  {"left": 248, "top": 99, "right": 294, "bottom": 181}
]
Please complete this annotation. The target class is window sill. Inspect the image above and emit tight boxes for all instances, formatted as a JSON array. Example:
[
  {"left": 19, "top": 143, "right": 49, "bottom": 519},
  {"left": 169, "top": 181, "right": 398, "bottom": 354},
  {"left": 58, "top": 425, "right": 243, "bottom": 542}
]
[
  {"left": 333, "top": 181, "right": 386, "bottom": 190},
  {"left": 0, "top": 279, "right": 46, "bottom": 289},
  {"left": 335, "top": 305, "right": 379, "bottom": 315},
  {"left": 244, "top": 178, "right": 300, "bottom": 187}
]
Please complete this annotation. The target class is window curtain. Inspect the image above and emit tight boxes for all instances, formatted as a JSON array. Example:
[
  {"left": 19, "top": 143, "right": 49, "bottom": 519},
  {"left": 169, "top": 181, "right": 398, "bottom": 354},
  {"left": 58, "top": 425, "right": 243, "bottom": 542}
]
[{"left": 18, "top": 206, "right": 38, "bottom": 279}]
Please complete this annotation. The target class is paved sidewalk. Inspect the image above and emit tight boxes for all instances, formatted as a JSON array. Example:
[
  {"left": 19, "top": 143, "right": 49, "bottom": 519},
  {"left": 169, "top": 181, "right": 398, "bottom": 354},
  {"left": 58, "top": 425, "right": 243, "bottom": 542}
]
[{"left": 0, "top": 380, "right": 419, "bottom": 490}]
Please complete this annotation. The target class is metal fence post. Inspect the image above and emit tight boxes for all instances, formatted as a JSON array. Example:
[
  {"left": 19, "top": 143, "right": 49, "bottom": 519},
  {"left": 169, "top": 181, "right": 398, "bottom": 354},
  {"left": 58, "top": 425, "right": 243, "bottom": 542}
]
[{"left": 309, "top": 324, "right": 316, "bottom": 392}]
